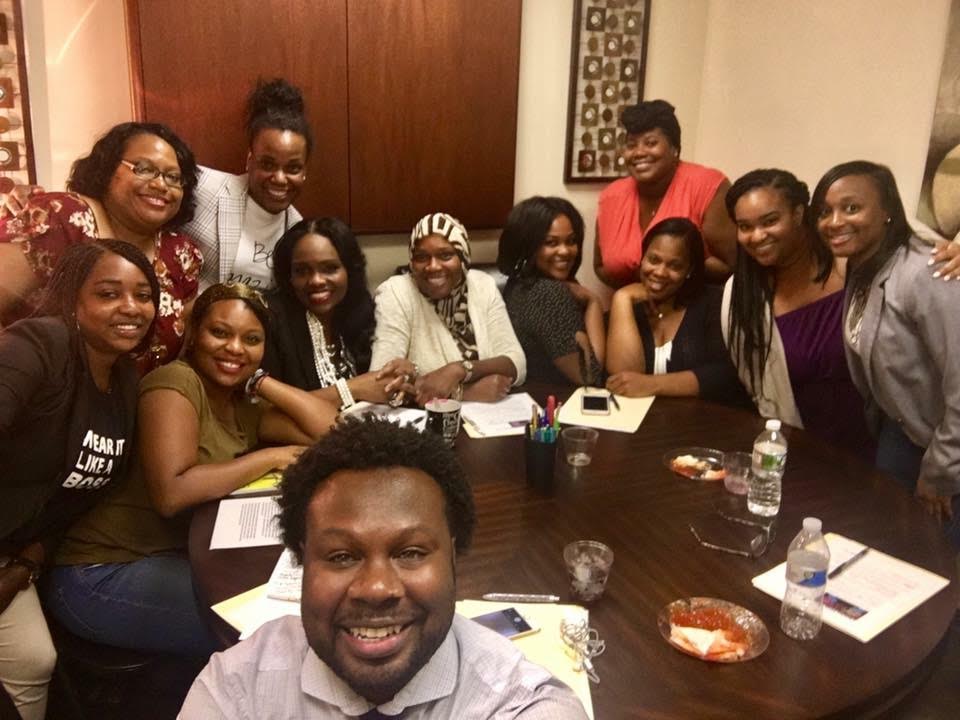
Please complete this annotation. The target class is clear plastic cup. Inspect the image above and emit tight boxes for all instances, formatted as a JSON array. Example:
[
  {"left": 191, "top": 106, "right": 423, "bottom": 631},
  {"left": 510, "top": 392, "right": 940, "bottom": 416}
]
[
  {"left": 563, "top": 540, "right": 614, "bottom": 602},
  {"left": 562, "top": 426, "right": 599, "bottom": 466}
]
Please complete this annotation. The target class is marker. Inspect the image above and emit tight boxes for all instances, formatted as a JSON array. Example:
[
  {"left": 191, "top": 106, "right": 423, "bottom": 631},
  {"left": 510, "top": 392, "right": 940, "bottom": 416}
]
[
  {"left": 546, "top": 395, "right": 556, "bottom": 426},
  {"left": 609, "top": 393, "right": 621, "bottom": 411},
  {"left": 828, "top": 547, "right": 869, "bottom": 579}
]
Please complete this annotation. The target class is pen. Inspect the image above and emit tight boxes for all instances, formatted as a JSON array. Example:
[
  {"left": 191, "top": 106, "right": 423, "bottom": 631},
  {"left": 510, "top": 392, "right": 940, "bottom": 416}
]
[
  {"left": 482, "top": 593, "right": 561, "bottom": 603},
  {"left": 828, "top": 547, "right": 869, "bottom": 579},
  {"left": 609, "top": 393, "right": 621, "bottom": 411}
]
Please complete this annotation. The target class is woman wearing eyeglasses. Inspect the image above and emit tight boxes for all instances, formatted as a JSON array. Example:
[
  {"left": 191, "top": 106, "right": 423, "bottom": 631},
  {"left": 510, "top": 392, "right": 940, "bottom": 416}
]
[
  {"left": 0, "top": 122, "right": 201, "bottom": 374},
  {"left": 183, "top": 78, "right": 311, "bottom": 291}
]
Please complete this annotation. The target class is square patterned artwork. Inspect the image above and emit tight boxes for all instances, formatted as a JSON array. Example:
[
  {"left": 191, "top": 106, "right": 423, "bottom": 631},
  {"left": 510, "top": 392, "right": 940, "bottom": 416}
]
[{"left": 564, "top": 0, "right": 650, "bottom": 183}]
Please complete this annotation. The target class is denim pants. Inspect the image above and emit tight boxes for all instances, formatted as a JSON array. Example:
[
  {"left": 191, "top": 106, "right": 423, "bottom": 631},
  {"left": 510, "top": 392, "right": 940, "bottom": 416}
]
[
  {"left": 877, "top": 416, "right": 960, "bottom": 551},
  {"left": 42, "top": 554, "right": 218, "bottom": 658}
]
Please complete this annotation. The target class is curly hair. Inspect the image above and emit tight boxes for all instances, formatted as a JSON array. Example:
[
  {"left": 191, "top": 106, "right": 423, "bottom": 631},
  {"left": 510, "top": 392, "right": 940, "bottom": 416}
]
[
  {"left": 279, "top": 415, "right": 476, "bottom": 563},
  {"left": 621, "top": 99, "right": 681, "bottom": 151},
  {"left": 496, "top": 196, "right": 585, "bottom": 280},
  {"left": 34, "top": 239, "right": 160, "bottom": 353},
  {"left": 246, "top": 78, "right": 313, "bottom": 156},
  {"left": 724, "top": 169, "right": 830, "bottom": 396},
  {"left": 810, "top": 160, "right": 910, "bottom": 315},
  {"left": 67, "top": 122, "right": 198, "bottom": 228},
  {"left": 271, "top": 217, "right": 375, "bottom": 371},
  {"left": 641, "top": 217, "right": 705, "bottom": 308}
]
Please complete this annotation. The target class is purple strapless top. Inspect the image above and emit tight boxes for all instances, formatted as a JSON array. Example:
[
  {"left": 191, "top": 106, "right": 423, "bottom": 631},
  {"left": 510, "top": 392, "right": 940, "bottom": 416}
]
[{"left": 775, "top": 291, "right": 875, "bottom": 461}]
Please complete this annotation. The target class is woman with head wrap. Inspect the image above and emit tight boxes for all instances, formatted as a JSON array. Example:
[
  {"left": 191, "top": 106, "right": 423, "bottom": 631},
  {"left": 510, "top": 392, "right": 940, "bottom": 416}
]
[{"left": 370, "top": 212, "right": 525, "bottom": 405}]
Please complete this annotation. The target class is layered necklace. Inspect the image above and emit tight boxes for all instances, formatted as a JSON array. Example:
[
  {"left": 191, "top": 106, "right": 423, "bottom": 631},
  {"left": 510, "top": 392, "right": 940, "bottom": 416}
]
[{"left": 305, "top": 312, "right": 356, "bottom": 386}]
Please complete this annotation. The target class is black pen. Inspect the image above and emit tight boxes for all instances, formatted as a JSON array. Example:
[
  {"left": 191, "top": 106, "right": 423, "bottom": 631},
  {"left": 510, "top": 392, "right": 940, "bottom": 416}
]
[
  {"left": 828, "top": 547, "right": 869, "bottom": 579},
  {"left": 609, "top": 393, "right": 621, "bottom": 411}
]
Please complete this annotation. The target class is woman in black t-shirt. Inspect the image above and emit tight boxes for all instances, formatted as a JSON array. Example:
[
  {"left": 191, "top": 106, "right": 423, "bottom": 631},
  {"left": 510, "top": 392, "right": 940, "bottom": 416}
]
[{"left": 0, "top": 240, "right": 158, "bottom": 720}]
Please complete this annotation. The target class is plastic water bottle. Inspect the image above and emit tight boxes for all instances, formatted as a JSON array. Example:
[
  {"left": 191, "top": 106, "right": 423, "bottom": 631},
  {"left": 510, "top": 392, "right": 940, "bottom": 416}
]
[
  {"left": 780, "top": 517, "right": 831, "bottom": 640},
  {"left": 748, "top": 419, "right": 787, "bottom": 516}
]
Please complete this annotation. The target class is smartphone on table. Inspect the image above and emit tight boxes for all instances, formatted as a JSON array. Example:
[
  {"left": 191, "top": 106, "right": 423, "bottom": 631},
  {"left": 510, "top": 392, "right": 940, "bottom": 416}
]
[
  {"left": 581, "top": 388, "right": 611, "bottom": 415},
  {"left": 471, "top": 607, "right": 540, "bottom": 640}
]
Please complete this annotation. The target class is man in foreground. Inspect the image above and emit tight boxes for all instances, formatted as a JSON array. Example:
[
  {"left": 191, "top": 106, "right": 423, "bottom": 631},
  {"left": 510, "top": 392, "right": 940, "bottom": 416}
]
[{"left": 180, "top": 416, "right": 588, "bottom": 718}]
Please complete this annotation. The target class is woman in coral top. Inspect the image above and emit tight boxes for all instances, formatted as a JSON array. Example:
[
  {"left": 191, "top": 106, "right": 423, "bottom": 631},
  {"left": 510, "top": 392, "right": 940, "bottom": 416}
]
[{"left": 595, "top": 100, "right": 737, "bottom": 287}]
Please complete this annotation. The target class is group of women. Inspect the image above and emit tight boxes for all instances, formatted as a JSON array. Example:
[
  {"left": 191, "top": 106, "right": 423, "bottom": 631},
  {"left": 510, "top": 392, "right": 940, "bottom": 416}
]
[{"left": 0, "top": 88, "right": 959, "bottom": 719}]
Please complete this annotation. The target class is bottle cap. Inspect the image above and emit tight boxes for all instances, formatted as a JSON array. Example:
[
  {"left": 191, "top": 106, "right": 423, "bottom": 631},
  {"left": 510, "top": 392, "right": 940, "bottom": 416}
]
[
  {"left": 802, "top": 517, "right": 822, "bottom": 532},
  {"left": 765, "top": 419, "right": 782, "bottom": 431}
]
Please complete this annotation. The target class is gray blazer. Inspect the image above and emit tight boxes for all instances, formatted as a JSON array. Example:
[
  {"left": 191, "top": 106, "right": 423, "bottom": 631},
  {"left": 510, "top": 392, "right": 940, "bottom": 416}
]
[
  {"left": 181, "top": 167, "right": 302, "bottom": 290},
  {"left": 843, "top": 237, "right": 960, "bottom": 495}
]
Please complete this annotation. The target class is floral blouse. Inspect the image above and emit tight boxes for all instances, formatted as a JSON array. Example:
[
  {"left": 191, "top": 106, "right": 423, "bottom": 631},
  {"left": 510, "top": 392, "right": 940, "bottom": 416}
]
[{"left": 0, "top": 192, "right": 202, "bottom": 375}]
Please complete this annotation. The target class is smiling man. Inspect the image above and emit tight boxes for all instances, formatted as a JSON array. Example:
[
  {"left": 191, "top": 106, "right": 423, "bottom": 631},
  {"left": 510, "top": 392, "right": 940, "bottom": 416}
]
[{"left": 179, "top": 416, "right": 587, "bottom": 719}]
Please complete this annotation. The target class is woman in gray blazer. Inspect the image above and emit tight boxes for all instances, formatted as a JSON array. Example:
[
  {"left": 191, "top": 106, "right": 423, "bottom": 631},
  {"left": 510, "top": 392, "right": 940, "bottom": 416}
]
[{"left": 813, "top": 160, "right": 960, "bottom": 548}]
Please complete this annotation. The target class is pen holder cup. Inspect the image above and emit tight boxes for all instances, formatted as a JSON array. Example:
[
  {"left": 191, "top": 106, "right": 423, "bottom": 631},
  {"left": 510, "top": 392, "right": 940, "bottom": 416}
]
[{"left": 525, "top": 436, "right": 557, "bottom": 494}]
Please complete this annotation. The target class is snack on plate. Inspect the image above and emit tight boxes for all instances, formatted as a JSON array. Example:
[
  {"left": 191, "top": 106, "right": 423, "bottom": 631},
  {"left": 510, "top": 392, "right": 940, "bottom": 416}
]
[
  {"left": 669, "top": 625, "right": 748, "bottom": 661},
  {"left": 670, "top": 454, "right": 726, "bottom": 481},
  {"left": 669, "top": 606, "right": 749, "bottom": 660},
  {"left": 659, "top": 598, "right": 768, "bottom": 663}
]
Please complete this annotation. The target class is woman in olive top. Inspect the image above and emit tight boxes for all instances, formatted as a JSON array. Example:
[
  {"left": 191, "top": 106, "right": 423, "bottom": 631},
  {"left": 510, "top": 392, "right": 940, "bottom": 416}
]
[{"left": 46, "top": 283, "right": 338, "bottom": 658}]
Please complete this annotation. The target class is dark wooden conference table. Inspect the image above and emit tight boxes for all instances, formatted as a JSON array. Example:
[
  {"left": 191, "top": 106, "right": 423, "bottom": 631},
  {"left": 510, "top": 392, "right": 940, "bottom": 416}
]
[{"left": 189, "top": 390, "right": 958, "bottom": 719}]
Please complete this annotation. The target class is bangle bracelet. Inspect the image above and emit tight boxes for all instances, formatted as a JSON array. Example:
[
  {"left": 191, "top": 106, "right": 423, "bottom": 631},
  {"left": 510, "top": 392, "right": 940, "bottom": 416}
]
[
  {"left": 245, "top": 368, "right": 269, "bottom": 402},
  {"left": 335, "top": 377, "right": 356, "bottom": 411}
]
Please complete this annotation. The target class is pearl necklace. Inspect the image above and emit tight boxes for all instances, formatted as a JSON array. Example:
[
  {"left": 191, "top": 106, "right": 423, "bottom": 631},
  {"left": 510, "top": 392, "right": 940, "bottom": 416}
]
[{"left": 305, "top": 312, "right": 342, "bottom": 387}]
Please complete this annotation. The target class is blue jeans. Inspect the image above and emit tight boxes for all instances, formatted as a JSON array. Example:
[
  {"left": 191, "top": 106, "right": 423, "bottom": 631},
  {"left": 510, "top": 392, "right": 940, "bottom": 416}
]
[
  {"left": 42, "top": 555, "right": 217, "bottom": 657},
  {"left": 877, "top": 416, "right": 960, "bottom": 551}
]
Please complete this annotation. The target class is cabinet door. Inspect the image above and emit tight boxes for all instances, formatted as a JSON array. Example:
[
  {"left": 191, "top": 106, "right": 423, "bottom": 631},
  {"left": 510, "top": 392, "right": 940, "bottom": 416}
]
[
  {"left": 346, "top": 0, "right": 521, "bottom": 232},
  {"left": 129, "top": 0, "right": 521, "bottom": 232},
  {"left": 129, "top": 0, "right": 350, "bottom": 220}
]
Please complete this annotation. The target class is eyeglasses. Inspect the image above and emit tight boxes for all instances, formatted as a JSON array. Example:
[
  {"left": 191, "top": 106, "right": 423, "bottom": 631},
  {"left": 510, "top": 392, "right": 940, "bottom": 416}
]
[
  {"left": 251, "top": 157, "right": 306, "bottom": 178},
  {"left": 120, "top": 160, "right": 184, "bottom": 189}
]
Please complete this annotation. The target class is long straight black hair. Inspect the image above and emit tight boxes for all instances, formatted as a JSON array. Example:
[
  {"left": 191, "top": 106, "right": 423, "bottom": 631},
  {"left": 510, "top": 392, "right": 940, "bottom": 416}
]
[
  {"left": 724, "top": 169, "right": 831, "bottom": 395},
  {"left": 271, "top": 217, "right": 375, "bottom": 372},
  {"left": 809, "top": 160, "right": 911, "bottom": 316}
]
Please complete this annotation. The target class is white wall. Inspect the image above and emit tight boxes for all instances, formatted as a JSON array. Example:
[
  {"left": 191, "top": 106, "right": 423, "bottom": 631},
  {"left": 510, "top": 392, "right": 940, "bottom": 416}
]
[
  {"left": 18, "top": 0, "right": 953, "bottom": 284},
  {"left": 513, "top": 0, "right": 710, "bottom": 301},
  {"left": 22, "top": 0, "right": 134, "bottom": 188},
  {"left": 695, "top": 0, "right": 952, "bottom": 213}
]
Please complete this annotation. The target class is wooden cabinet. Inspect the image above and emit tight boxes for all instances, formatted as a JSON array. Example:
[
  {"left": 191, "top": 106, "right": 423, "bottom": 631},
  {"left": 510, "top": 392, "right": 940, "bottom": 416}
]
[{"left": 127, "top": 0, "right": 521, "bottom": 232}]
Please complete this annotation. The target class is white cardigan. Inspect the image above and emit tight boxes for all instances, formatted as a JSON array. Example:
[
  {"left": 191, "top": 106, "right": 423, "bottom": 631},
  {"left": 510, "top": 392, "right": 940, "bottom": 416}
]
[
  {"left": 720, "top": 277, "right": 803, "bottom": 428},
  {"left": 370, "top": 271, "right": 527, "bottom": 384}
]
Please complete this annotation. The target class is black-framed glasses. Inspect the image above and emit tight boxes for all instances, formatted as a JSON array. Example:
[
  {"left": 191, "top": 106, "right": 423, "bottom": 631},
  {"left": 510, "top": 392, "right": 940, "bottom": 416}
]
[{"left": 120, "top": 160, "right": 184, "bottom": 188}]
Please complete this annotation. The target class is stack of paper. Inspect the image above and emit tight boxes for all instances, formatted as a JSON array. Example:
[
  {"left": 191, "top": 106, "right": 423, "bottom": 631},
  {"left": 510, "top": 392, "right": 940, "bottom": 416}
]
[
  {"left": 752, "top": 533, "right": 950, "bottom": 642},
  {"left": 209, "top": 496, "right": 284, "bottom": 550},
  {"left": 557, "top": 387, "right": 653, "bottom": 433},
  {"left": 461, "top": 392, "right": 538, "bottom": 438},
  {"left": 343, "top": 401, "right": 426, "bottom": 427}
]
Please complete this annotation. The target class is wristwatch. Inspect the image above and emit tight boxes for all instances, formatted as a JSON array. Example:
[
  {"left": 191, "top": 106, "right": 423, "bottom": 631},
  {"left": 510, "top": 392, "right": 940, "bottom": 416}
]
[{"left": 461, "top": 360, "right": 474, "bottom": 383}]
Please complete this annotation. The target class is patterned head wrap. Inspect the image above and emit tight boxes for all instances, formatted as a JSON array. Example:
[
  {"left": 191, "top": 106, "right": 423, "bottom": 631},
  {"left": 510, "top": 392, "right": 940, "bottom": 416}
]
[
  {"left": 410, "top": 212, "right": 471, "bottom": 268},
  {"left": 408, "top": 212, "right": 477, "bottom": 361}
]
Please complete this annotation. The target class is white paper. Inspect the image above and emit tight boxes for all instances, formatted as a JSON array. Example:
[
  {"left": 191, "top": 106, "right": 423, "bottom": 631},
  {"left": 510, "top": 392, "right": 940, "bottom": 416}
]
[
  {"left": 557, "top": 387, "right": 653, "bottom": 434},
  {"left": 460, "top": 392, "right": 537, "bottom": 437},
  {"left": 209, "top": 496, "right": 284, "bottom": 549},
  {"left": 342, "top": 401, "right": 426, "bottom": 428},
  {"left": 267, "top": 548, "right": 303, "bottom": 602},
  {"left": 752, "top": 533, "right": 950, "bottom": 642}
]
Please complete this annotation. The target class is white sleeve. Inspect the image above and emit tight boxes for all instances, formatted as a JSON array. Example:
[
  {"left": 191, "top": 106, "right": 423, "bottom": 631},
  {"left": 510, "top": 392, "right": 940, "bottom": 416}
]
[{"left": 369, "top": 277, "right": 414, "bottom": 371}]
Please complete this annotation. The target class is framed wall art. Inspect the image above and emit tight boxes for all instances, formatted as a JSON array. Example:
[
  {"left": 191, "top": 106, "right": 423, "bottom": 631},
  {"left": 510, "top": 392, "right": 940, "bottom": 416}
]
[
  {"left": 0, "top": 0, "right": 35, "bottom": 192},
  {"left": 564, "top": 0, "right": 650, "bottom": 184}
]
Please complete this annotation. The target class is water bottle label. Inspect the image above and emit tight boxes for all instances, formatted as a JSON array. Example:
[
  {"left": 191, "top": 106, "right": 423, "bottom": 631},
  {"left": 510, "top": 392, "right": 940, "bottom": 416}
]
[
  {"left": 761, "top": 453, "right": 784, "bottom": 471},
  {"left": 797, "top": 569, "right": 827, "bottom": 588}
]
